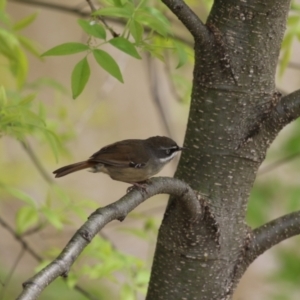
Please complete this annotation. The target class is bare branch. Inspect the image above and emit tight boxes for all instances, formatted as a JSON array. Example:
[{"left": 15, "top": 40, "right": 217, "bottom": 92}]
[
  {"left": 0, "top": 217, "right": 97, "bottom": 300},
  {"left": 161, "top": 0, "right": 208, "bottom": 41},
  {"left": 271, "top": 89, "right": 300, "bottom": 128},
  {"left": 16, "top": 177, "right": 200, "bottom": 300},
  {"left": 245, "top": 211, "right": 300, "bottom": 264}
]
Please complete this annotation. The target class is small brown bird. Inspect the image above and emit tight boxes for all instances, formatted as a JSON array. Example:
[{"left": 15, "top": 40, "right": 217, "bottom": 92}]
[{"left": 53, "top": 136, "right": 184, "bottom": 184}]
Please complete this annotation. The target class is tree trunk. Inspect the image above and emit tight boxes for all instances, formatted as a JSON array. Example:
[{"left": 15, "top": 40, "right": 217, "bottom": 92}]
[{"left": 147, "top": 1, "right": 292, "bottom": 299}]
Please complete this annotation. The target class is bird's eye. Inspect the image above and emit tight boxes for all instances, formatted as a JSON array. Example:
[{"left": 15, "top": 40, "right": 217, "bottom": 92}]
[{"left": 165, "top": 149, "right": 171, "bottom": 155}]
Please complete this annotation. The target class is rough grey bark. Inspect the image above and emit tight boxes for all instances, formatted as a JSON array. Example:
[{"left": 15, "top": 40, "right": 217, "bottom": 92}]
[{"left": 146, "top": 1, "right": 294, "bottom": 299}]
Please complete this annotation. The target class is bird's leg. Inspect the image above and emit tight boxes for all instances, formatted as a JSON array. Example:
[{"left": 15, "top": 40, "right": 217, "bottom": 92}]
[{"left": 126, "top": 180, "right": 149, "bottom": 194}]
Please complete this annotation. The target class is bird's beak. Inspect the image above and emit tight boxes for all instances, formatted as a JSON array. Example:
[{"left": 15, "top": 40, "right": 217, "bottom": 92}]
[{"left": 178, "top": 146, "right": 186, "bottom": 151}]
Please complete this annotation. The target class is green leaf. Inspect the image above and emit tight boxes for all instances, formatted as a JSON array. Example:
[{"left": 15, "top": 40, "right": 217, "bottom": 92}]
[
  {"left": 129, "top": 20, "right": 144, "bottom": 43},
  {"left": 93, "top": 7, "right": 132, "bottom": 18},
  {"left": 2, "top": 186, "right": 36, "bottom": 206},
  {"left": 142, "top": 7, "right": 170, "bottom": 28},
  {"left": 109, "top": 37, "right": 141, "bottom": 59},
  {"left": 13, "top": 12, "right": 38, "bottom": 31},
  {"left": 112, "top": 0, "right": 125, "bottom": 6},
  {"left": 12, "top": 47, "right": 28, "bottom": 88},
  {"left": 18, "top": 35, "right": 41, "bottom": 58},
  {"left": 174, "top": 41, "right": 188, "bottom": 68},
  {"left": 42, "top": 128, "right": 61, "bottom": 162},
  {"left": 42, "top": 42, "right": 89, "bottom": 56},
  {"left": 77, "top": 19, "right": 106, "bottom": 40},
  {"left": 16, "top": 206, "right": 39, "bottom": 234},
  {"left": 0, "top": 28, "right": 28, "bottom": 88},
  {"left": 65, "top": 272, "right": 78, "bottom": 289},
  {"left": 93, "top": 49, "right": 123, "bottom": 82},
  {"left": 52, "top": 185, "right": 70, "bottom": 205},
  {"left": 71, "top": 56, "right": 90, "bottom": 99},
  {"left": 41, "top": 207, "right": 63, "bottom": 229},
  {"left": 135, "top": 11, "right": 170, "bottom": 37},
  {"left": 20, "top": 93, "right": 36, "bottom": 106}
]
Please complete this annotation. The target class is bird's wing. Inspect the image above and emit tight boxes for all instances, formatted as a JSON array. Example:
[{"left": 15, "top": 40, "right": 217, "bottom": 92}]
[{"left": 88, "top": 140, "right": 148, "bottom": 168}]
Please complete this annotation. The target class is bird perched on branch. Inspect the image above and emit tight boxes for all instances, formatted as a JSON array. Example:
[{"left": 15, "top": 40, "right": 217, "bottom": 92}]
[{"left": 53, "top": 136, "right": 184, "bottom": 186}]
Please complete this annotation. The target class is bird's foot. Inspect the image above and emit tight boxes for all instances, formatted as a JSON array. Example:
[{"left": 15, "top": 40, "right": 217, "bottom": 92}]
[{"left": 127, "top": 181, "right": 149, "bottom": 194}]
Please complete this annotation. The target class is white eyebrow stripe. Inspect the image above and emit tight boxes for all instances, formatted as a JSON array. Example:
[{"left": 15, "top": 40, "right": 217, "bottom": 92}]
[
  {"left": 158, "top": 151, "right": 178, "bottom": 163},
  {"left": 160, "top": 146, "right": 178, "bottom": 150}
]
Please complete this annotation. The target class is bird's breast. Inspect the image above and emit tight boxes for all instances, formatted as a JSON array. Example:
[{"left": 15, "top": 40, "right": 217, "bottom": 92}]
[{"left": 106, "top": 164, "right": 163, "bottom": 183}]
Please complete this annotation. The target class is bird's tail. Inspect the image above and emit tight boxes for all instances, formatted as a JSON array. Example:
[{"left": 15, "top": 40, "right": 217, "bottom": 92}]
[{"left": 53, "top": 161, "right": 93, "bottom": 178}]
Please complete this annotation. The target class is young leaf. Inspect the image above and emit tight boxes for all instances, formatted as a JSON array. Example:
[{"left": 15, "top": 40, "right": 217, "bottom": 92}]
[
  {"left": 71, "top": 56, "right": 90, "bottom": 99},
  {"left": 20, "top": 93, "right": 36, "bottom": 106},
  {"left": 16, "top": 206, "right": 39, "bottom": 234},
  {"left": 93, "top": 49, "right": 123, "bottom": 82},
  {"left": 3, "top": 186, "right": 36, "bottom": 206},
  {"left": 174, "top": 41, "right": 188, "bottom": 69},
  {"left": 42, "top": 43, "right": 89, "bottom": 56},
  {"left": 13, "top": 12, "right": 38, "bottom": 31},
  {"left": 18, "top": 35, "right": 41, "bottom": 58},
  {"left": 109, "top": 37, "right": 141, "bottom": 59},
  {"left": 77, "top": 19, "right": 106, "bottom": 40},
  {"left": 135, "top": 14, "right": 170, "bottom": 37},
  {"left": 41, "top": 207, "right": 63, "bottom": 230},
  {"left": 129, "top": 20, "right": 144, "bottom": 44}
]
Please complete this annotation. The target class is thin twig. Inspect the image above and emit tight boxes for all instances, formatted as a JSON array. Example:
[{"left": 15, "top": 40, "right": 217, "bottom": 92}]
[
  {"left": 9, "top": 0, "right": 193, "bottom": 46},
  {"left": 165, "top": 53, "right": 187, "bottom": 103},
  {"left": 0, "top": 217, "right": 96, "bottom": 300},
  {"left": 85, "top": 0, "right": 119, "bottom": 37},
  {"left": 0, "top": 217, "right": 42, "bottom": 261},
  {"left": 0, "top": 247, "right": 26, "bottom": 300},
  {"left": 258, "top": 152, "right": 300, "bottom": 175},
  {"left": 146, "top": 54, "right": 173, "bottom": 137},
  {"left": 21, "top": 141, "right": 54, "bottom": 184}
]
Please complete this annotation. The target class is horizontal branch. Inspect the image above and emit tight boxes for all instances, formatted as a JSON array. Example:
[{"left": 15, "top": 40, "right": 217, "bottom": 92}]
[
  {"left": 16, "top": 177, "right": 200, "bottom": 300},
  {"left": 245, "top": 211, "right": 300, "bottom": 264},
  {"left": 271, "top": 89, "right": 300, "bottom": 128},
  {"left": 161, "top": 0, "right": 208, "bottom": 42}
]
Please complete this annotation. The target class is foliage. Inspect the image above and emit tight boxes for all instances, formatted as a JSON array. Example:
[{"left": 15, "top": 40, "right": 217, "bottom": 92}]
[
  {"left": 42, "top": 0, "right": 193, "bottom": 99},
  {"left": 1, "top": 0, "right": 300, "bottom": 299},
  {"left": 279, "top": 1, "right": 300, "bottom": 75}
]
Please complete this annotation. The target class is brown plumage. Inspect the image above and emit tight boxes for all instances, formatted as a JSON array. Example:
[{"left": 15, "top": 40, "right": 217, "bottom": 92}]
[
  {"left": 53, "top": 161, "right": 94, "bottom": 178},
  {"left": 53, "top": 136, "right": 183, "bottom": 183}
]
